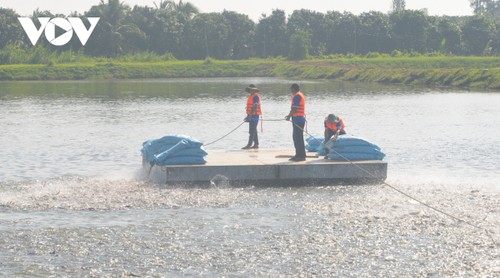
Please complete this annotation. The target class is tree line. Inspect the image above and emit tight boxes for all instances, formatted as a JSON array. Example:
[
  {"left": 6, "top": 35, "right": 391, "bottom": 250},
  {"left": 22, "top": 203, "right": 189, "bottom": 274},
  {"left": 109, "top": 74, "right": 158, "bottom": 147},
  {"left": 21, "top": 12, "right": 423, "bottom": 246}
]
[{"left": 2, "top": 0, "right": 500, "bottom": 61}]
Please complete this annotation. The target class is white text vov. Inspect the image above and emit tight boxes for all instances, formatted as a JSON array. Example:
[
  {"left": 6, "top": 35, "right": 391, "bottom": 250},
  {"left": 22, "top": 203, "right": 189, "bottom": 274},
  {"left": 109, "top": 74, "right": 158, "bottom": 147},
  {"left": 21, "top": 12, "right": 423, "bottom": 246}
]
[{"left": 18, "top": 17, "right": 100, "bottom": 46}]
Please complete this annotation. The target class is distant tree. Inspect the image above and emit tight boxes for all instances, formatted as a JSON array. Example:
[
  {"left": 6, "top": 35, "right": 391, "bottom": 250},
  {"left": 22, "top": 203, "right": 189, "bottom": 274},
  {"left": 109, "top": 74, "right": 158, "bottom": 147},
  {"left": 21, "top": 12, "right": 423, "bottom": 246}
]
[
  {"left": 154, "top": 0, "right": 171, "bottom": 10},
  {"left": 322, "top": 11, "right": 342, "bottom": 54},
  {"left": 287, "top": 9, "right": 327, "bottom": 56},
  {"left": 490, "top": 19, "right": 500, "bottom": 53},
  {"left": 222, "top": 11, "right": 255, "bottom": 59},
  {"left": 255, "top": 10, "right": 288, "bottom": 57},
  {"left": 184, "top": 13, "right": 230, "bottom": 59},
  {"left": 470, "top": 0, "right": 500, "bottom": 16},
  {"left": 392, "top": 0, "right": 406, "bottom": 13},
  {"left": 129, "top": 5, "right": 183, "bottom": 56},
  {"left": 357, "top": 11, "right": 392, "bottom": 53},
  {"left": 425, "top": 16, "right": 443, "bottom": 53},
  {"left": 288, "top": 30, "right": 311, "bottom": 60},
  {"left": 150, "top": 1, "right": 200, "bottom": 58},
  {"left": 462, "top": 15, "right": 495, "bottom": 55},
  {"left": 171, "top": 0, "right": 199, "bottom": 19},
  {"left": 155, "top": 0, "right": 198, "bottom": 20},
  {"left": 390, "top": 10, "right": 429, "bottom": 53},
  {"left": 0, "top": 8, "right": 24, "bottom": 48},
  {"left": 327, "top": 12, "right": 359, "bottom": 54},
  {"left": 436, "top": 17, "right": 463, "bottom": 54},
  {"left": 84, "top": 0, "right": 129, "bottom": 56},
  {"left": 470, "top": 0, "right": 484, "bottom": 14},
  {"left": 120, "top": 20, "right": 148, "bottom": 53}
]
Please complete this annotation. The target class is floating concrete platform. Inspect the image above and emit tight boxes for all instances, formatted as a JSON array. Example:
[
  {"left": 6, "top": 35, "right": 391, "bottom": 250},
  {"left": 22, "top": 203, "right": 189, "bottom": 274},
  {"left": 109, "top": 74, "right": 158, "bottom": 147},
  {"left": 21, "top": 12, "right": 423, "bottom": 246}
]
[{"left": 147, "top": 149, "right": 387, "bottom": 186}]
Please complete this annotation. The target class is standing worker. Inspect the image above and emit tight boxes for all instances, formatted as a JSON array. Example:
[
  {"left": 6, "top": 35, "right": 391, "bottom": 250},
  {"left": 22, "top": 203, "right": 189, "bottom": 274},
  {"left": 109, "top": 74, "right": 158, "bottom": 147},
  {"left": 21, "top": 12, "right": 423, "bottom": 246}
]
[
  {"left": 242, "top": 84, "right": 261, "bottom": 149},
  {"left": 285, "top": 83, "right": 306, "bottom": 161}
]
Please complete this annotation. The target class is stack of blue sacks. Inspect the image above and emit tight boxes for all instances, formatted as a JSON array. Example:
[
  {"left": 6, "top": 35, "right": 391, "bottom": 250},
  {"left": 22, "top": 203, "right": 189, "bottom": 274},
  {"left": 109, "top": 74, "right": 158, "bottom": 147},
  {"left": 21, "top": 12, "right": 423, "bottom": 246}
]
[
  {"left": 305, "top": 137, "right": 324, "bottom": 152},
  {"left": 308, "top": 135, "right": 385, "bottom": 161},
  {"left": 141, "top": 135, "right": 207, "bottom": 166}
]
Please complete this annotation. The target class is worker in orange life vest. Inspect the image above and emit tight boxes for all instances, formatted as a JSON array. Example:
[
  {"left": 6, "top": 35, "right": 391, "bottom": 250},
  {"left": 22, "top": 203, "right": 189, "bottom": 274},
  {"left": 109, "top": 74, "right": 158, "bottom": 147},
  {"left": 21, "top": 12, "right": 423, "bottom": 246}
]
[
  {"left": 242, "top": 84, "right": 262, "bottom": 149},
  {"left": 285, "top": 83, "right": 306, "bottom": 161},
  {"left": 324, "top": 113, "right": 346, "bottom": 143}
]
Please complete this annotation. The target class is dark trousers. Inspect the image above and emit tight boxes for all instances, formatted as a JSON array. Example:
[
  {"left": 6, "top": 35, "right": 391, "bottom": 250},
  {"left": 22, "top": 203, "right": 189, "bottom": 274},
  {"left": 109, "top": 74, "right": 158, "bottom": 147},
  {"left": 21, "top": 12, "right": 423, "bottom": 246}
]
[
  {"left": 292, "top": 121, "right": 306, "bottom": 158},
  {"left": 324, "top": 129, "right": 346, "bottom": 142},
  {"left": 247, "top": 121, "right": 259, "bottom": 146},
  {"left": 325, "top": 129, "right": 346, "bottom": 154}
]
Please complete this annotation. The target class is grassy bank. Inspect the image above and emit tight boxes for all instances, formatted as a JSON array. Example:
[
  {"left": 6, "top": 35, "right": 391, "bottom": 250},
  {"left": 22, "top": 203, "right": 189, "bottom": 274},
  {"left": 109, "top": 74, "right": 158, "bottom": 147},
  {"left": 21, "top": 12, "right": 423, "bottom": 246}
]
[{"left": 1, "top": 57, "right": 500, "bottom": 90}]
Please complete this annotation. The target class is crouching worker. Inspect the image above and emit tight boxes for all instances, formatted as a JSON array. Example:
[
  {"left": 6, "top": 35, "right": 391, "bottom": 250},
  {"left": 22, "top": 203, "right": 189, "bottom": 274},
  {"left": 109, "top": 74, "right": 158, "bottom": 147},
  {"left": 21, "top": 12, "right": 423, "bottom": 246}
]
[
  {"left": 323, "top": 114, "right": 346, "bottom": 157},
  {"left": 324, "top": 113, "right": 346, "bottom": 143}
]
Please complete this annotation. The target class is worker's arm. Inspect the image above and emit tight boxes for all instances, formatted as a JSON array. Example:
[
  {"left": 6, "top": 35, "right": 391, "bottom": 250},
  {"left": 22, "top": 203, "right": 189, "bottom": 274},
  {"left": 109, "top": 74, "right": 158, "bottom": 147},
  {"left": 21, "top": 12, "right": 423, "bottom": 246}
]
[
  {"left": 285, "top": 106, "right": 297, "bottom": 121},
  {"left": 286, "top": 94, "right": 301, "bottom": 120},
  {"left": 332, "top": 121, "right": 343, "bottom": 141},
  {"left": 251, "top": 103, "right": 259, "bottom": 115},
  {"left": 332, "top": 130, "right": 340, "bottom": 142},
  {"left": 324, "top": 128, "right": 332, "bottom": 142}
]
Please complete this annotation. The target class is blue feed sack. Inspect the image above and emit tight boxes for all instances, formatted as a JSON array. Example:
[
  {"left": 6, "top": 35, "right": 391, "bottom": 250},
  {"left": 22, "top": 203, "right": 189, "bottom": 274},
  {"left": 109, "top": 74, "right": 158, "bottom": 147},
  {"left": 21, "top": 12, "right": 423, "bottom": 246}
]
[
  {"left": 169, "top": 146, "right": 208, "bottom": 158},
  {"left": 306, "top": 136, "right": 323, "bottom": 144},
  {"left": 317, "top": 143, "right": 327, "bottom": 156},
  {"left": 142, "top": 134, "right": 199, "bottom": 147},
  {"left": 154, "top": 139, "right": 205, "bottom": 164},
  {"left": 326, "top": 135, "right": 381, "bottom": 150},
  {"left": 311, "top": 135, "right": 382, "bottom": 156},
  {"left": 142, "top": 135, "right": 202, "bottom": 152},
  {"left": 306, "top": 144, "right": 320, "bottom": 152},
  {"left": 141, "top": 135, "right": 193, "bottom": 157},
  {"left": 323, "top": 135, "right": 385, "bottom": 161},
  {"left": 327, "top": 150, "right": 386, "bottom": 161},
  {"left": 319, "top": 145, "right": 381, "bottom": 158},
  {"left": 141, "top": 135, "right": 206, "bottom": 165},
  {"left": 306, "top": 137, "right": 323, "bottom": 146},
  {"left": 142, "top": 135, "right": 193, "bottom": 161},
  {"left": 141, "top": 142, "right": 174, "bottom": 162},
  {"left": 306, "top": 136, "right": 324, "bottom": 152},
  {"left": 330, "top": 145, "right": 381, "bottom": 154},
  {"left": 153, "top": 139, "right": 190, "bottom": 163},
  {"left": 155, "top": 156, "right": 207, "bottom": 166}
]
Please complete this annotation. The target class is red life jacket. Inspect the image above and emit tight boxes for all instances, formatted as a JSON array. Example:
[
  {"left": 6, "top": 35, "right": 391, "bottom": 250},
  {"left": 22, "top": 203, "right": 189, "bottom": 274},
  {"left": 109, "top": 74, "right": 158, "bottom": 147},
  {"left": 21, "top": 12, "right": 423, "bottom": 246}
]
[
  {"left": 246, "top": 92, "right": 262, "bottom": 115},
  {"left": 291, "top": 92, "right": 305, "bottom": 116},
  {"left": 325, "top": 117, "right": 345, "bottom": 132}
]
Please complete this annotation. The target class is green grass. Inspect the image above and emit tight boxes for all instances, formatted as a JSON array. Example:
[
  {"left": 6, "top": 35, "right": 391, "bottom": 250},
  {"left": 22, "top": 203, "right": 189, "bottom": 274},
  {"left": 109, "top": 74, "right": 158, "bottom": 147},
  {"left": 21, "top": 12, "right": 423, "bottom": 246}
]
[
  {"left": 315, "top": 56, "right": 500, "bottom": 69},
  {"left": 1, "top": 56, "right": 500, "bottom": 90}
]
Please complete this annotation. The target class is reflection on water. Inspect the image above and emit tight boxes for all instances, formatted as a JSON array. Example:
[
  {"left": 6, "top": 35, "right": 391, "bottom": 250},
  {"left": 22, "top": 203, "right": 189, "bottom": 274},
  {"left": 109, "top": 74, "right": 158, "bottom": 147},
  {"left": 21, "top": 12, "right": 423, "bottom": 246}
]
[{"left": 0, "top": 78, "right": 498, "bottom": 276}]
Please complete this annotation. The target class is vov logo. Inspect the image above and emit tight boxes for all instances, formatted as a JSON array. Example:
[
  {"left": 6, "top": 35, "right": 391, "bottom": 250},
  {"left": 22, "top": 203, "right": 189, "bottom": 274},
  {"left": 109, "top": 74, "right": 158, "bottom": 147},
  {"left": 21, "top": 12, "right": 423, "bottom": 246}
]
[{"left": 18, "top": 17, "right": 100, "bottom": 46}]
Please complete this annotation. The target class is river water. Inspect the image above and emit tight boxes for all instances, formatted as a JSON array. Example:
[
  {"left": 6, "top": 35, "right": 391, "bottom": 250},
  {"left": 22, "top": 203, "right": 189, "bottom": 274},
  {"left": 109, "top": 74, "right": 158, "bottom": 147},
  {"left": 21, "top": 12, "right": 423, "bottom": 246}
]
[{"left": 0, "top": 78, "right": 498, "bottom": 276}]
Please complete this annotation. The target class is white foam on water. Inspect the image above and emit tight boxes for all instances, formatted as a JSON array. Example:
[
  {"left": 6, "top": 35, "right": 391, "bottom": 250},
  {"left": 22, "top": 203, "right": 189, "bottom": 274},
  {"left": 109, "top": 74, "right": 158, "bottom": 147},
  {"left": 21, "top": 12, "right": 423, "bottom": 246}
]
[
  {"left": 1, "top": 173, "right": 498, "bottom": 235},
  {"left": 0, "top": 174, "right": 498, "bottom": 277},
  {"left": 0, "top": 174, "right": 264, "bottom": 211}
]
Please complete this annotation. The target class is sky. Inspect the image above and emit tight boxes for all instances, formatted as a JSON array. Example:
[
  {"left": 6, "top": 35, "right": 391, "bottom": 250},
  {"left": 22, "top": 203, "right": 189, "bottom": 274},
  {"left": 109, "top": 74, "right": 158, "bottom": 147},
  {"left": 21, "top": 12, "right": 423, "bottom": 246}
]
[{"left": 2, "top": 0, "right": 473, "bottom": 20}]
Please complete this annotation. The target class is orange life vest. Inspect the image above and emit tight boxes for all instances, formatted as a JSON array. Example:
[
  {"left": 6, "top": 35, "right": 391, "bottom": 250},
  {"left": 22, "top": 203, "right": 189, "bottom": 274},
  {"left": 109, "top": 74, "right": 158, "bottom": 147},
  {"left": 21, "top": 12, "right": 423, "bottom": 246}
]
[
  {"left": 291, "top": 92, "right": 305, "bottom": 116},
  {"left": 246, "top": 92, "right": 262, "bottom": 115},
  {"left": 325, "top": 117, "right": 345, "bottom": 132}
]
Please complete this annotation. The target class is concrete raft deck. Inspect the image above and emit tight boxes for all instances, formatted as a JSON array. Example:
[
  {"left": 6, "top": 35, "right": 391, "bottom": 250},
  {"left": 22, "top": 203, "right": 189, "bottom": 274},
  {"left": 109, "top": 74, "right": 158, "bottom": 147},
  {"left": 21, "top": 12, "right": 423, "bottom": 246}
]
[{"left": 148, "top": 149, "right": 388, "bottom": 186}]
